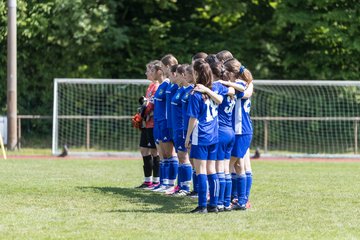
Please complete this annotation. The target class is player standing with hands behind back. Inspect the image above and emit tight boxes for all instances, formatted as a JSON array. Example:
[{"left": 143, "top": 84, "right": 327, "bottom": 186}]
[
  {"left": 136, "top": 61, "right": 160, "bottom": 189},
  {"left": 152, "top": 55, "right": 179, "bottom": 193}
]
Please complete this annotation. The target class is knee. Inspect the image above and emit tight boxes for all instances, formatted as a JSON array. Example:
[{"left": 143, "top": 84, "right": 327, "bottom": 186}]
[
  {"left": 150, "top": 149, "right": 158, "bottom": 157},
  {"left": 206, "top": 162, "right": 216, "bottom": 175},
  {"left": 140, "top": 147, "right": 150, "bottom": 156}
]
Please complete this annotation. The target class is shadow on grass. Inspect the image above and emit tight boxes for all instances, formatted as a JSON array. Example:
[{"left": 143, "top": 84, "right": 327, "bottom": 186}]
[{"left": 77, "top": 186, "right": 196, "bottom": 214}]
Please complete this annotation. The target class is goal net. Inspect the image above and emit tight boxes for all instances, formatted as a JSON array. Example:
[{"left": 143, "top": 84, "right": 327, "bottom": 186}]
[
  {"left": 52, "top": 79, "right": 360, "bottom": 157},
  {"left": 252, "top": 80, "right": 360, "bottom": 157},
  {"left": 52, "top": 79, "right": 148, "bottom": 156}
]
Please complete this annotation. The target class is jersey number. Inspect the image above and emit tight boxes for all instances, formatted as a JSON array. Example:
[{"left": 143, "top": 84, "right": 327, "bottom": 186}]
[
  {"left": 205, "top": 99, "right": 218, "bottom": 122},
  {"left": 243, "top": 99, "right": 251, "bottom": 113},
  {"left": 224, "top": 96, "right": 236, "bottom": 114}
]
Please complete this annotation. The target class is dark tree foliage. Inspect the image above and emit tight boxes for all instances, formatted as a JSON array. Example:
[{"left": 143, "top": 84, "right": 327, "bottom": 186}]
[
  {"left": 0, "top": 0, "right": 359, "bottom": 148},
  {"left": 1, "top": 0, "right": 359, "bottom": 115}
]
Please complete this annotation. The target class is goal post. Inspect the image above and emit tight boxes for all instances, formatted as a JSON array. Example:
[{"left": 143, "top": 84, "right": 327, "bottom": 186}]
[
  {"left": 52, "top": 79, "right": 360, "bottom": 157},
  {"left": 52, "top": 79, "right": 149, "bottom": 156}
]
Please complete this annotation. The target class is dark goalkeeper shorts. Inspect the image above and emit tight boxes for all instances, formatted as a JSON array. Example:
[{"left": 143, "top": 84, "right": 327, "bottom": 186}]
[{"left": 139, "top": 128, "right": 156, "bottom": 149}]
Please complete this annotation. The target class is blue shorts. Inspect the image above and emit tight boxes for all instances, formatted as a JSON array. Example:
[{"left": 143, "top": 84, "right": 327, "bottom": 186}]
[
  {"left": 217, "top": 127, "right": 235, "bottom": 160},
  {"left": 168, "top": 128, "right": 174, "bottom": 142},
  {"left": 231, "top": 134, "right": 252, "bottom": 158},
  {"left": 154, "top": 120, "right": 172, "bottom": 143},
  {"left": 173, "top": 129, "right": 186, "bottom": 152},
  {"left": 190, "top": 144, "right": 218, "bottom": 160}
]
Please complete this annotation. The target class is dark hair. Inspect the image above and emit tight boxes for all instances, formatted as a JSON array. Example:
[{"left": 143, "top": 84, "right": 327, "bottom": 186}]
[
  {"left": 193, "top": 59, "right": 213, "bottom": 89},
  {"left": 176, "top": 64, "right": 189, "bottom": 75},
  {"left": 210, "top": 61, "right": 224, "bottom": 80},
  {"left": 186, "top": 64, "right": 193, "bottom": 74},
  {"left": 224, "top": 58, "right": 253, "bottom": 83},
  {"left": 192, "top": 52, "right": 208, "bottom": 62},
  {"left": 170, "top": 64, "right": 180, "bottom": 73},
  {"left": 161, "top": 54, "right": 178, "bottom": 67},
  {"left": 205, "top": 54, "right": 218, "bottom": 65},
  {"left": 185, "top": 65, "right": 195, "bottom": 84},
  {"left": 216, "top": 50, "right": 233, "bottom": 63}
]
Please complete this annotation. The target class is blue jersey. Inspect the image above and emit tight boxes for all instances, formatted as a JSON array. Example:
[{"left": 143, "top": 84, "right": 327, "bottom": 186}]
[
  {"left": 154, "top": 79, "right": 170, "bottom": 122},
  {"left": 212, "top": 81, "right": 229, "bottom": 97},
  {"left": 218, "top": 95, "right": 236, "bottom": 129},
  {"left": 213, "top": 81, "right": 234, "bottom": 129},
  {"left": 166, "top": 83, "right": 179, "bottom": 128},
  {"left": 171, "top": 86, "right": 186, "bottom": 131},
  {"left": 187, "top": 92, "right": 219, "bottom": 146},
  {"left": 181, "top": 85, "right": 194, "bottom": 132},
  {"left": 232, "top": 82, "right": 253, "bottom": 135}
]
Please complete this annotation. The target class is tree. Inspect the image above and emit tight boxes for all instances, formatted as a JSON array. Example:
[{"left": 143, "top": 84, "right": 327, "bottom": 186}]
[{"left": 273, "top": 0, "right": 360, "bottom": 79}]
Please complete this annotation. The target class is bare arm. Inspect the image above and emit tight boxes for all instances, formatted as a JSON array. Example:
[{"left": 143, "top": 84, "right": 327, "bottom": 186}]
[
  {"left": 227, "top": 87, "right": 235, "bottom": 96},
  {"left": 185, "top": 118, "right": 197, "bottom": 149},
  {"left": 218, "top": 80, "right": 246, "bottom": 92},
  {"left": 193, "top": 84, "right": 223, "bottom": 104},
  {"left": 242, "top": 82, "right": 254, "bottom": 99}
]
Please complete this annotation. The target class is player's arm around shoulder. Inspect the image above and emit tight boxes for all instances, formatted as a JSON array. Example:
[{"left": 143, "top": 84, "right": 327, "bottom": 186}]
[
  {"left": 219, "top": 80, "right": 245, "bottom": 92},
  {"left": 194, "top": 84, "right": 223, "bottom": 104},
  {"left": 242, "top": 82, "right": 254, "bottom": 99}
]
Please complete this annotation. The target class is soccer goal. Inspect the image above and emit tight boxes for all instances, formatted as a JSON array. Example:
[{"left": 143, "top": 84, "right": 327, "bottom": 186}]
[
  {"left": 52, "top": 79, "right": 360, "bottom": 157},
  {"left": 52, "top": 79, "right": 149, "bottom": 156},
  {"left": 252, "top": 80, "right": 360, "bottom": 157}
]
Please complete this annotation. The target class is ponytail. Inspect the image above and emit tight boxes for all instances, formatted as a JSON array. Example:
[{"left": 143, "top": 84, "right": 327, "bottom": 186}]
[
  {"left": 193, "top": 59, "right": 213, "bottom": 89},
  {"left": 242, "top": 68, "right": 253, "bottom": 83},
  {"left": 224, "top": 58, "right": 253, "bottom": 84}
]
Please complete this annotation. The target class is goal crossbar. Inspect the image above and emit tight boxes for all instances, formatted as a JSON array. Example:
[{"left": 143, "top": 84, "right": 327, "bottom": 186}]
[{"left": 52, "top": 79, "right": 360, "bottom": 157}]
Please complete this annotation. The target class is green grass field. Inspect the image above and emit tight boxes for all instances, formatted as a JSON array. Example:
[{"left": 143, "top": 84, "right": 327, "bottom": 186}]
[{"left": 0, "top": 159, "right": 359, "bottom": 240}]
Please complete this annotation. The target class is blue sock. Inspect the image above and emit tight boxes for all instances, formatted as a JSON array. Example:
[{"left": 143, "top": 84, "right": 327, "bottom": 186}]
[
  {"left": 207, "top": 173, "right": 219, "bottom": 207},
  {"left": 217, "top": 172, "right": 225, "bottom": 207},
  {"left": 192, "top": 169, "right": 198, "bottom": 192},
  {"left": 224, "top": 174, "right": 232, "bottom": 207},
  {"left": 182, "top": 164, "right": 192, "bottom": 192},
  {"left": 169, "top": 156, "right": 178, "bottom": 186},
  {"left": 159, "top": 161, "right": 164, "bottom": 185},
  {"left": 236, "top": 174, "right": 247, "bottom": 205},
  {"left": 246, "top": 171, "right": 253, "bottom": 202},
  {"left": 163, "top": 159, "right": 170, "bottom": 186},
  {"left": 178, "top": 164, "right": 184, "bottom": 188},
  {"left": 197, "top": 174, "right": 207, "bottom": 208},
  {"left": 231, "top": 173, "right": 237, "bottom": 199}
]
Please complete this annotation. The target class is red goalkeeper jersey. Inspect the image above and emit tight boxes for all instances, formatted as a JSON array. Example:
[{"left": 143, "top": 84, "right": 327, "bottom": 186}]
[{"left": 144, "top": 81, "right": 159, "bottom": 128}]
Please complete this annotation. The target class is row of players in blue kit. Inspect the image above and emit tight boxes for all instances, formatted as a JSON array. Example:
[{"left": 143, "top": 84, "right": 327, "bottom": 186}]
[{"left": 135, "top": 50, "right": 254, "bottom": 213}]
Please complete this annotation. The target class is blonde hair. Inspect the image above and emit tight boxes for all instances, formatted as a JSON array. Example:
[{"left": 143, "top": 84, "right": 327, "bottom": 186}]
[
  {"left": 151, "top": 60, "right": 164, "bottom": 78},
  {"left": 216, "top": 50, "right": 233, "bottom": 63}
]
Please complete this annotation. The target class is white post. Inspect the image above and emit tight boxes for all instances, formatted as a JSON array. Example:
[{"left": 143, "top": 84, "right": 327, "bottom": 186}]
[
  {"left": 52, "top": 79, "right": 59, "bottom": 155},
  {"left": 264, "top": 120, "right": 268, "bottom": 153},
  {"left": 0, "top": 132, "right": 7, "bottom": 159},
  {"left": 355, "top": 121, "right": 358, "bottom": 154}
]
